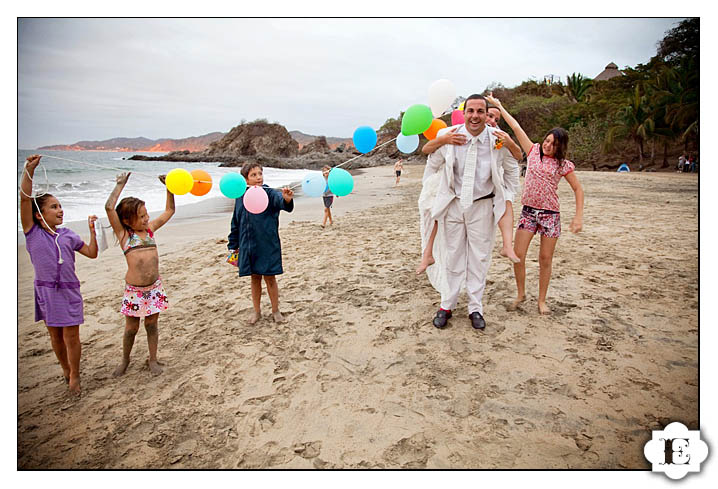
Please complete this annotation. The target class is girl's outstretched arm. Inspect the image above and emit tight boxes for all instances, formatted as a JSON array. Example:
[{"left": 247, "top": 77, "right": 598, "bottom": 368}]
[
  {"left": 564, "top": 172, "right": 584, "bottom": 233},
  {"left": 105, "top": 172, "right": 131, "bottom": 243},
  {"left": 149, "top": 174, "right": 175, "bottom": 232},
  {"left": 485, "top": 93, "right": 534, "bottom": 155},
  {"left": 78, "top": 215, "right": 99, "bottom": 258},
  {"left": 20, "top": 155, "right": 41, "bottom": 233}
]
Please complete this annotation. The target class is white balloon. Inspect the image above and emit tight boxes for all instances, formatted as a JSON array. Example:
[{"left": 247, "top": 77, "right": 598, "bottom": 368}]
[{"left": 428, "top": 79, "right": 456, "bottom": 117}]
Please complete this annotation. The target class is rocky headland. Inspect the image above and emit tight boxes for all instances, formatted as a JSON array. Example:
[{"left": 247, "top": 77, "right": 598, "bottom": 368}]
[{"left": 129, "top": 121, "right": 423, "bottom": 170}]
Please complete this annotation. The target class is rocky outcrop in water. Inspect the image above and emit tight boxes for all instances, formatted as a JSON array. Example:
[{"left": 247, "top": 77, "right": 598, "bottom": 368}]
[{"left": 129, "top": 121, "right": 424, "bottom": 170}]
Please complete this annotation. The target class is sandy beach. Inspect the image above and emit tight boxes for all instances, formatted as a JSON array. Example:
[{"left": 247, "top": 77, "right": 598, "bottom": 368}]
[{"left": 17, "top": 163, "right": 698, "bottom": 469}]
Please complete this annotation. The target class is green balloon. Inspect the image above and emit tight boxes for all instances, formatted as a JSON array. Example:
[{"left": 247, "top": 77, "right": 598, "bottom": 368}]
[{"left": 401, "top": 104, "right": 434, "bottom": 136}]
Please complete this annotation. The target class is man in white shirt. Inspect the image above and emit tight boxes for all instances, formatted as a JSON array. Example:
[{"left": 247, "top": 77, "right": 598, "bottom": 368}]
[{"left": 422, "top": 94, "right": 519, "bottom": 330}]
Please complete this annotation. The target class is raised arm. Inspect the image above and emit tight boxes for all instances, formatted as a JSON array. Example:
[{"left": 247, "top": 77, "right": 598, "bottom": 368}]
[
  {"left": 421, "top": 127, "right": 467, "bottom": 155},
  {"left": 485, "top": 93, "right": 534, "bottom": 155},
  {"left": 20, "top": 155, "right": 41, "bottom": 233},
  {"left": 149, "top": 175, "right": 175, "bottom": 232},
  {"left": 105, "top": 172, "right": 131, "bottom": 243},
  {"left": 77, "top": 215, "right": 99, "bottom": 258}
]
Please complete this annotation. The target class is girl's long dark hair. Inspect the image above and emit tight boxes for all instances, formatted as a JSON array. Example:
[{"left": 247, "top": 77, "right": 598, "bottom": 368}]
[
  {"left": 539, "top": 127, "right": 569, "bottom": 165},
  {"left": 31, "top": 194, "right": 55, "bottom": 226}
]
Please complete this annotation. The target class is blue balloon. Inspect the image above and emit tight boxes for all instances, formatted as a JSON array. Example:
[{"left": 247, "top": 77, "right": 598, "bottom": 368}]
[
  {"left": 219, "top": 172, "right": 247, "bottom": 199},
  {"left": 301, "top": 172, "right": 326, "bottom": 197},
  {"left": 327, "top": 168, "right": 354, "bottom": 197},
  {"left": 396, "top": 133, "right": 419, "bottom": 154},
  {"left": 353, "top": 126, "right": 378, "bottom": 154}
]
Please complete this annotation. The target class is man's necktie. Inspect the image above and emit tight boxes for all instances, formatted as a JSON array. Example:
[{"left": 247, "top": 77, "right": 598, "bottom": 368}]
[{"left": 460, "top": 136, "right": 478, "bottom": 209}]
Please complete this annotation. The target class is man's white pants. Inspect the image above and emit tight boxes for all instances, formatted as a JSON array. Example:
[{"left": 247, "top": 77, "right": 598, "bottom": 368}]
[{"left": 440, "top": 198, "right": 495, "bottom": 314}]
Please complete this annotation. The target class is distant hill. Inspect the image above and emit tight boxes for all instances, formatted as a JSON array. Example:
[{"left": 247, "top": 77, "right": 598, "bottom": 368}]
[
  {"left": 289, "top": 131, "right": 352, "bottom": 150},
  {"left": 38, "top": 130, "right": 353, "bottom": 152},
  {"left": 38, "top": 132, "right": 226, "bottom": 152}
]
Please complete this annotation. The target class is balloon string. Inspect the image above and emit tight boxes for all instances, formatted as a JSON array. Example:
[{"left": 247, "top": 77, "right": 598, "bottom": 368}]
[
  {"left": 284, "top": 136, "right": 398, "bottom": 191},
  {"left": 37, "top": 153, "right": 162, "bottom": 179}
]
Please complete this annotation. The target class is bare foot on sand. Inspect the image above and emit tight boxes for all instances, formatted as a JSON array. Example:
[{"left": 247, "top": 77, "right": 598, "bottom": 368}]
[
  {"left": 500, "top": 246, "right": 521, "bottom": 264},
  {"left": 507, "top": 295, "right": 526, "bottom": 311},
  {"left": 68, "top": 376, "right": 81, "bottom": 397},
  {"left": 113, "top": 359, "right": 130, "bottom": 377},
  {"left": 272, "top": 311, "right": 286, "bottom": 323},
  {"left": 248, "top": 311, "right": 261, "bottom": 325},
  {"left": 148, "top": 360, "right": 163, "bottom": 375},
  {"left": 416, "top": 256, "right": 435, "bottom": 275},
  {"left": 538, "top": 302, "right": 551, "bottom": 315}
]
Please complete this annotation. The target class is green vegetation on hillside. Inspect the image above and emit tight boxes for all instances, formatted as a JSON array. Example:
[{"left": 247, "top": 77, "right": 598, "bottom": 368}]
[{"left": 386, "top": 19, "right": 699, "bottom": 170}]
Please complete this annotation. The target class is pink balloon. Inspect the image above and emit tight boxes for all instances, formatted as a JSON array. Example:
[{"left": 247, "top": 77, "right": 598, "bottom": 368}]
[
  {"left": 451, "top": 109, "right": 465, "bottom": 126},
  {"left": 244, "top": 186, "right": 269, "bottom": 214}
]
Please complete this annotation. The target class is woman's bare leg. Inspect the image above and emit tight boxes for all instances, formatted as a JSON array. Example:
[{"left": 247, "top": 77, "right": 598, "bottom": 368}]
[
  {"left": 498, "top": 202, "right": 520, "bottom": 263},
  {"left": 509, "top": 229, "right": 535, "bottom": 310},
  {"left": 537, "top": 235, "right": 559, "bottom": 315},
  {"left": 416, "top": 220, "right": 438, "bottom": 274}
]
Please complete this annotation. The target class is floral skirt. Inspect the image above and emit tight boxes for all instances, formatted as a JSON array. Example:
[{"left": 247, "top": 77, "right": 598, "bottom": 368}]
[{"left": 120, "top": 277, "right": 169, "bottom": 317}]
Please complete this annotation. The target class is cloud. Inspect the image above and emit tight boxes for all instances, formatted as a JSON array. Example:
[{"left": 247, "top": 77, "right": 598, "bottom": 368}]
[{"left": 18, "top": 18, "right": 685, "bottom": 148}]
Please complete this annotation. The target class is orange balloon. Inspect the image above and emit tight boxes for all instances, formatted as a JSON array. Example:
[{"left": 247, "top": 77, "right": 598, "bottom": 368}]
[
  {"left": 423, "top": 119, "right": 448, "bottom": 141},
  {"left": 190, "top": 169, "right": 212, "bottom": 196}
]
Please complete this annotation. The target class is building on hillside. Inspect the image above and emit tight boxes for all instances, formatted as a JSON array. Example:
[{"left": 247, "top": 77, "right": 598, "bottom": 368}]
[{"left": 595, "top": 62, "right": 624, "bottom": 81}]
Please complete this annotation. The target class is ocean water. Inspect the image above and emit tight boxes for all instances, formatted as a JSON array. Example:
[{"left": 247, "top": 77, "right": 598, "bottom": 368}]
[{"left": 17, "top": 150, "right": 319, "bottom": 233}]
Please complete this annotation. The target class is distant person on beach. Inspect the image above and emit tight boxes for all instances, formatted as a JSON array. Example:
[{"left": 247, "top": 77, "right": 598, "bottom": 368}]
[
  {"left": 394, "top": 159, "right": 404, "bottom": 186},
  {"left": 21, "top": 155, "right": 99, "bottom": 396},
  {"left": 321, "top": 165, "right": 334, "bottom": 228},
  {"left": 417, "top": 102, "right": 523, "bottom": 276},
  {"left": 486, "top": 93, "right": 584, "bottom": 315},
  {"left": 686, "top": 154, "right": 693, "bottom": 173},
  {"left": 677, "top": 153, "right": 685, "bottom": 173},
  {"left": 228, "top": 163, "right": 294, "bottom": 324},
  {"left": 105, "top": 172, "right": 175, "bottom": 377},
  {"left": 419, "top": 94, "right": 520, "bottom": 331}
]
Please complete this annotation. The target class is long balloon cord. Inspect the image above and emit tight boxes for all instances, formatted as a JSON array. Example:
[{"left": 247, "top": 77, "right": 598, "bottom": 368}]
[
  {"left": 286, "top": 136, "right": 398, "bottom": 191},
  {"left": 37, "top": 135, "right": 400, "bottom": 193}
]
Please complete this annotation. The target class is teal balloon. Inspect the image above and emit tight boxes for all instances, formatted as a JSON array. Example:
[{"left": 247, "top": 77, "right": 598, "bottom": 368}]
[
  {"left": 396, "top": 133, "right": 419, "bottom": 154},
  {"left": 401, "top": 104, "right": 433, "bottom": 136},
  {"left": 219, "top": 172, "right": 247, "bottom": 199},
  {"left": 301, "top": 172, "right": 326, "bottom": 197},
  {"left": 327, "top": 168, "right": 354, "bottom": 197},
  {"left": 353, "top": 126, "right": 377, "bottom": 154}
]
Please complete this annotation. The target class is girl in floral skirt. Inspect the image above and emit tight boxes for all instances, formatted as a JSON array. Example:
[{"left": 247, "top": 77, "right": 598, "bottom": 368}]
[{"left": 105, "top": 172, "right": 174, "bottom": 376}]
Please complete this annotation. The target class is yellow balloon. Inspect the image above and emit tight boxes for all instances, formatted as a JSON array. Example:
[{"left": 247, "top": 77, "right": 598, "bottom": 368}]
[
  {"left": 166, "top": 168, "right": 194, "bottom": 195},
  {"left": 459, "top": 101, "right": 465, "bottom": 110}
]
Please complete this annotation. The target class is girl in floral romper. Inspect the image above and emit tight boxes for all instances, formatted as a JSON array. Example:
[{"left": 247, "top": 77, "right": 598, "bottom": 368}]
[
  {"left": 105, "top": 172, "right": 175, "bottom": 376},
  {"left": 486, "top": 93, "right": 585, "bottom": 315}
]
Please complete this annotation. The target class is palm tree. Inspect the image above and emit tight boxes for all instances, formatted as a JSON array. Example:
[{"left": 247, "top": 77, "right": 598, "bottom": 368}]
[
  {"left": 605, "top": 84, "right": 654, "bottom": 163},
  {"left": 565, "top": 73, "right": 593, "bottom": 103}
]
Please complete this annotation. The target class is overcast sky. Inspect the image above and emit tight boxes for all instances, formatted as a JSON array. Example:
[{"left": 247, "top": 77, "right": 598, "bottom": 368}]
[{"left": 18, "top": 17, "right": 686, "bottom": 149}]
